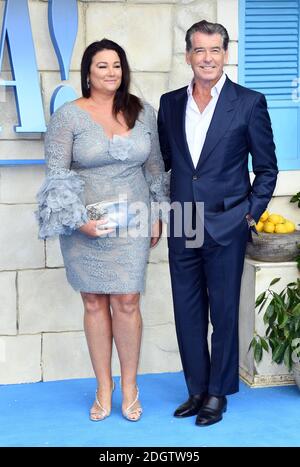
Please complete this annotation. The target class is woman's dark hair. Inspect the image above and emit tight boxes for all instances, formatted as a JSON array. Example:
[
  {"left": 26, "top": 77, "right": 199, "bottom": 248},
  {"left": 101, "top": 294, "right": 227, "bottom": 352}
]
[{"left": 81, "top": 39, "right": 143, "bottom": 129}]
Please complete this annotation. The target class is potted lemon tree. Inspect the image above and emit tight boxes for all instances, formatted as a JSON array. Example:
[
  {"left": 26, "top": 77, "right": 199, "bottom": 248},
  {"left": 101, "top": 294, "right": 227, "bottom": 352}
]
[
  {"left": 248, "top": 194, "right": 300, "bottom": 387},
  {"left": 249, "top": 277, "right": 300, "bottom": 389}
]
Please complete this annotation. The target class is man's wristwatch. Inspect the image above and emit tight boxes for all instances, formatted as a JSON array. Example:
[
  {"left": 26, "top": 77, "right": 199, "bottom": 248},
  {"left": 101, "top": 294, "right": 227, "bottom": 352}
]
[{"left": 245, "top": 213, "right": 256, "bottom": 228}]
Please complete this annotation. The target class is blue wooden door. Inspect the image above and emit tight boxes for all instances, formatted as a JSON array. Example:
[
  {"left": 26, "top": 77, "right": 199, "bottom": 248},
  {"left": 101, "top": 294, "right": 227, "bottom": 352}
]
[{"left": 239, "top": 0, "right": 300, "bottom": 170}]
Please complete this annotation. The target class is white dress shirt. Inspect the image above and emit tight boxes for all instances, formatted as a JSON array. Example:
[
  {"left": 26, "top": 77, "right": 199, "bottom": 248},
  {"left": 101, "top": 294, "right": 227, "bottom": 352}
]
[{"left": 185, "top": 73, "right": 226, "bottom": 168}]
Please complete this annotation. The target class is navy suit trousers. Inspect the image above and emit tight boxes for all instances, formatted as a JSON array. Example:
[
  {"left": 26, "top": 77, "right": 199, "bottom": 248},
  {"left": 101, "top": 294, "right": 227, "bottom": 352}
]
[{"left": 168, "top": 219, "right": 249, "bottom": 396}]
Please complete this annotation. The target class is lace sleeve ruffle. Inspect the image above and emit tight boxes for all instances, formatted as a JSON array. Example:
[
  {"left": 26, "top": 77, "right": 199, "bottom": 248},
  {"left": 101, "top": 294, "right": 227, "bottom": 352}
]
[
  {"left": 141, "top": 102, "right": 170, "bottom": 224},
  {"left": 36, "top": 170, "right": 88, "bottom": 239}
]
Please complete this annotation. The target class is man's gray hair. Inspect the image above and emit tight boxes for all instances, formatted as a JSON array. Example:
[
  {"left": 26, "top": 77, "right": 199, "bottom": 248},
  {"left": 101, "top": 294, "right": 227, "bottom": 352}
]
[{"left": 185, "top": 20, "right": 229, "bottom": 52}]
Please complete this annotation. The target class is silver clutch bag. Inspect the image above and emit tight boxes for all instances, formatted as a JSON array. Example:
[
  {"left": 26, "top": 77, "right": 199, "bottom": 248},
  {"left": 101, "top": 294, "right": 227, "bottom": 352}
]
[{"left": 86, "top": 199, "right": 131, "bottom": 229}]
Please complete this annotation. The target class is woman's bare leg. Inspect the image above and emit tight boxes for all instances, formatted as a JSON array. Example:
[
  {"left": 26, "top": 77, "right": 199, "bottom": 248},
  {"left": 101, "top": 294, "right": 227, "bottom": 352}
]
[
  {"left": 81, "top": 292, "right": 113, "bottom": 419},
  {"left": 110, "top": 293, "right": 142, "bottom": 420}
]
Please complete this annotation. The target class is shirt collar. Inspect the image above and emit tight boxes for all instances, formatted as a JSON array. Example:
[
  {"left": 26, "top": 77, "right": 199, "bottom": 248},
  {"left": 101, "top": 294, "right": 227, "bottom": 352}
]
[{"left": 187, "top": 72, "right": 226, "bottom": 98}]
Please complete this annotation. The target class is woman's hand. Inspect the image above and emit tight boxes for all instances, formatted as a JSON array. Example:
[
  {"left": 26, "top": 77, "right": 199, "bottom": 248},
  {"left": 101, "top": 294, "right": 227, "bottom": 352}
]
[
  {"left": 78, "top": 218, "right": 115, "bottom": 237},
  {"left": 150, "top": 219, "right": 162, "bottom": 248}
]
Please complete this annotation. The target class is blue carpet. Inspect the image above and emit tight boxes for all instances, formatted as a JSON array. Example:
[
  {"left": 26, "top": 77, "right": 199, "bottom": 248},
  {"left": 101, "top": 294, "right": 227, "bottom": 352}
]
[{"left": 0, "top": 371, "right": 299, "bottom": 447}]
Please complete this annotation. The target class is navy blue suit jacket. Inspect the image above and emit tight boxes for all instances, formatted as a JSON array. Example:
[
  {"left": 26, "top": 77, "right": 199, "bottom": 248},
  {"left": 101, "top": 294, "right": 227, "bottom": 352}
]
[{"left": 158, "top": 76, "right": 278, "bottom": 249}]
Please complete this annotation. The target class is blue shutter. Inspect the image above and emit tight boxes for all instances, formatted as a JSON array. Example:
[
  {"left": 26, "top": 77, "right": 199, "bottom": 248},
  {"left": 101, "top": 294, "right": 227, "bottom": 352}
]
[{"left": 239, "top": 0, "right": 300, "bottom": 170}]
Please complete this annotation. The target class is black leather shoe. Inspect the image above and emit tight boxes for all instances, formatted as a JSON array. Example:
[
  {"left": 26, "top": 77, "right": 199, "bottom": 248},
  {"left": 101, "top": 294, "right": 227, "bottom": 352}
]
[
  {"left": 195, "top": 395, "right": 227, "bottom": 426},
  {"left": 174, "top": 393, "right": 207, "bottom": 418}
]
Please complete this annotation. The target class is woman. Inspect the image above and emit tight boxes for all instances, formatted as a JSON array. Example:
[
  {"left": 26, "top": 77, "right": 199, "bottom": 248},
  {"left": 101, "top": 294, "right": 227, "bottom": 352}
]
[{"left": 36, "top": 39, "right": 169, "bottom": 422}]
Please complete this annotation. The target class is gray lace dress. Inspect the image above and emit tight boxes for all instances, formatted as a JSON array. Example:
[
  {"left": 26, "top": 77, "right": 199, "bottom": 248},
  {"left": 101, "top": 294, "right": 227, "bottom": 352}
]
[{"left": 36, "top": 101, "right": 169, "bottom": 294}]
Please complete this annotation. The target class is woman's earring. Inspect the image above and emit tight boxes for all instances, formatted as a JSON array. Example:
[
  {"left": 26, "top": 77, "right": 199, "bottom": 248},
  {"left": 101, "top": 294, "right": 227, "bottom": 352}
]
[{"left": 87, "top": 78, "right": 90, "bottom": 88}]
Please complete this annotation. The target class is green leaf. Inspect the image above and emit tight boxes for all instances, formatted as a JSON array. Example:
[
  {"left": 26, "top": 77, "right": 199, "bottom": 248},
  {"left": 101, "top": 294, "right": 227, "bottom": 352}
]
[
  {"left": 269, "top": 337, "right": 277, "bottom": 352},
  {"left": 284, "top": 346, "right": 292, "bottom": 372},
  {"left": 263, "top": 303, "right": 275, "bottom": 324},
  {"left": 279, "top": 314, "right": 289, "bottom": 329},
  {"left": 270, "top": 278, "right": 281, "bottom": 287},
  {"left": 265, "top": 303, "right": 274, "bottom": 316},
  {"left": 291, "top": 303, "right": 300, "bottom": 317},
  {"left": 267, "top": 312, "right": 277, "bottom": 330},
  {"left": 273, "top": 292, "right": 285, "bottom": 308},
  {"left": 258, "top": 299, "right": 267, "bottom": 314},
  {"left": 290, "top": 192, "right": 300, "bottom": 203},
  {"left": 260, "top": 337, "right": 269, "bottom": 352},
  {"left": 248, "top": 337, "right": 257, "bottom": 352},
  {"left": 255, "top": 292, "right": 266, "bottom": 307},
  {"left": 272, "top": 342, "right": 286, "bottom": 364},
  {"left": 278, "top": 309, "right": 285, "bottom": 326},
  {"left": 287, "top": 288, "right": 296, "bottom": 308},
  {"left": 254, "top": 342, "right": 263, "bottom": 363}
]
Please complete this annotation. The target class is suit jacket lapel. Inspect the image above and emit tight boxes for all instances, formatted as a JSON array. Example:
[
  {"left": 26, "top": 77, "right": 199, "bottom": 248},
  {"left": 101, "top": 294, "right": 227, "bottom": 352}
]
[
  {"left": 196, "top": 77, "right": 238, "bottom": 171},
  {"left": 172, "top": 89, "right": 195, "bottom": 171}
]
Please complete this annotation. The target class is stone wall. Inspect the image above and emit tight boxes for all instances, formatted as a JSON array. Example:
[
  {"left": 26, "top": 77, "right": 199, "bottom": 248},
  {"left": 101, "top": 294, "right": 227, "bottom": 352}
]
[{"left": 0, "top": 0, "right": 299, "bottom": 384}]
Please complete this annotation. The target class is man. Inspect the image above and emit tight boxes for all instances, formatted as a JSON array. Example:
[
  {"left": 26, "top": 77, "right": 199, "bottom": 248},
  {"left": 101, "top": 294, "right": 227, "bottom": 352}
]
[{"left": 158, "top": 20, "right": 278, "bottom": 426}]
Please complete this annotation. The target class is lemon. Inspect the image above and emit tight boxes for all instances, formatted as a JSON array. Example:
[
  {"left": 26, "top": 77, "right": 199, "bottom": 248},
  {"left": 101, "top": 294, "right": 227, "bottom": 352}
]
[
  {"left": 275, "top": 223, "right": 288, "bottom": 233},
  {"left": 256, "top": 221, "right": 264, "bottom": 232},
  {"left": 268, "top": 214, "right": 285, "bottom": 225},
  {"left": 284, "top": 221, "right": 296, "bottom": 233},
  {"left": 260, "top": 211, "right": 269, "bottom": 222},
  {"left": 263, "top": 221, "right": 275, "bottom": 233}
]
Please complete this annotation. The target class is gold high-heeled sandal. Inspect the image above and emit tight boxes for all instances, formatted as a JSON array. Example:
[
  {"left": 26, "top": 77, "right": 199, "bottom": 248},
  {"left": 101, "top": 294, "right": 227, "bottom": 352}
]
[
  {"left": 89, "top": 380, "right": 115, "bottom": 421},
  {"left": 121, "top": 384, "right": 143, "bottom": 422}
]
